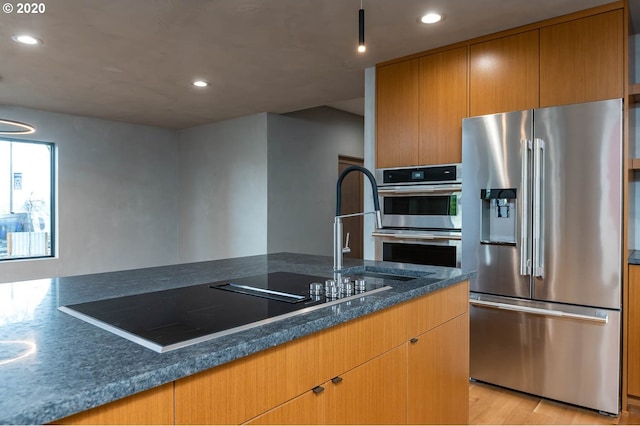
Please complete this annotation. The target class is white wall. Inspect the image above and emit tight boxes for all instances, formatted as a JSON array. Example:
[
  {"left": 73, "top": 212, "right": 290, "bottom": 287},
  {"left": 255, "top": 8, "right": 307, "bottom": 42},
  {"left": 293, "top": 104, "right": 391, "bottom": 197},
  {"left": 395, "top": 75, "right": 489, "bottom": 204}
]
[
  {"left": 0, "top": 106, "right": 178, "bottom": 283},
  {"left": 177, "top": 114, "right": 269, "bottom": 262},
  {"left": 0, "top": 106, "right": 363, "bottom": 283},
  {"left": 266, "top": 107, "right": 364, "bottom": 256}
]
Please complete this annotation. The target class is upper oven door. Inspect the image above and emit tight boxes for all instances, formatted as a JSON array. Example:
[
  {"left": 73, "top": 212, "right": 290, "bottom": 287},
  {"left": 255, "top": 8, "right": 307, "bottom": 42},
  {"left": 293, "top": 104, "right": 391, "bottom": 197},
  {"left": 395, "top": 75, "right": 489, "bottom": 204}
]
[{"left": 378, "top": 184, "right": 462, "bottom": 230}]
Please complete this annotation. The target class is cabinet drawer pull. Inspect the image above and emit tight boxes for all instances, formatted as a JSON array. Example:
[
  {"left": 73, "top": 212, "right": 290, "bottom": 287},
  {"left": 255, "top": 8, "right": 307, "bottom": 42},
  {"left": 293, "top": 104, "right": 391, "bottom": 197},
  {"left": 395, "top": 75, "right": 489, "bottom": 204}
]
[
  {"left": 312, "top": 385, "right": 325, "bottom": 394},
  {"left": 410, "top": 338, "right": 419, "bottom": 344},
  {"left": 331, "top": 376, "right": 343, "bottom": 384}
]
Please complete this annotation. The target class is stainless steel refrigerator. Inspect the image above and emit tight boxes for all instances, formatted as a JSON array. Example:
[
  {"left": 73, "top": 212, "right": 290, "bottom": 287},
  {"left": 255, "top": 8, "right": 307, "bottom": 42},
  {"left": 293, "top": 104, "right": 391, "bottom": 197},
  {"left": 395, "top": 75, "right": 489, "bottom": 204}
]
[{"left": 461, "top": 98, "right": 622, "bottom": 415}]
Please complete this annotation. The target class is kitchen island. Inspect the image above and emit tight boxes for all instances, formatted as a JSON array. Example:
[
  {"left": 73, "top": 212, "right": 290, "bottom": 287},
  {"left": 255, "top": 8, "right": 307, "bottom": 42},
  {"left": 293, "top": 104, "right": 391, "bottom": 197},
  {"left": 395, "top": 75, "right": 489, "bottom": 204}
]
[{"left": 0, "top": 252, "right": 472, "bottom": 425}]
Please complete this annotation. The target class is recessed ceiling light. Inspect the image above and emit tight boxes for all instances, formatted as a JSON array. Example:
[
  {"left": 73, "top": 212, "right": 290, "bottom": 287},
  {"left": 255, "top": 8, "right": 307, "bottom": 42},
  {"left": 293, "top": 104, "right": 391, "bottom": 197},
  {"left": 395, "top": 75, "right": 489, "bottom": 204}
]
[
  {"left": 420, "top": 13, "right": 443, "bottom": 24},
  {"left": 11, "top": 34, "right": 42, "bottom": 45},
  {"left": 193, "top": 80, "right": 208, "bottom": 87}
]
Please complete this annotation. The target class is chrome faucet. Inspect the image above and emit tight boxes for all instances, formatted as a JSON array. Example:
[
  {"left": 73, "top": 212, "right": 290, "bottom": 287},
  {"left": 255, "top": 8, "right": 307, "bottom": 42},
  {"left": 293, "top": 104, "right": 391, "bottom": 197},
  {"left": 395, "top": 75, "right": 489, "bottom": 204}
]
[{"left": 334, "top": 165, "right": 383, "bottom": 271}]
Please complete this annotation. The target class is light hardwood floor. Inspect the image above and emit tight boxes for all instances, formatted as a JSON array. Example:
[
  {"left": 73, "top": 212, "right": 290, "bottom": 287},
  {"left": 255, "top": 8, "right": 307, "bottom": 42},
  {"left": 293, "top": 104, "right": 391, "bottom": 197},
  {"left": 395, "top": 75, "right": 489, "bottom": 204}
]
[{"left": 470, "top": 382, "right": 640, "bottom": 425}]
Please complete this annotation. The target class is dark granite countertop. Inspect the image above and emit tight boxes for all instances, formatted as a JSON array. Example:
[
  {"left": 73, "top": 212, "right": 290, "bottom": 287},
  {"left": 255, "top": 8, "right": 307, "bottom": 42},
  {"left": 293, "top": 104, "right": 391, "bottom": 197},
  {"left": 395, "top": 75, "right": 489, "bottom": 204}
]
[
  {"left": 629, "top": 250, "right": 640, "bottom": 265},
  {"left": 0, "top": 252, "right": 473, "bottom": 425}
]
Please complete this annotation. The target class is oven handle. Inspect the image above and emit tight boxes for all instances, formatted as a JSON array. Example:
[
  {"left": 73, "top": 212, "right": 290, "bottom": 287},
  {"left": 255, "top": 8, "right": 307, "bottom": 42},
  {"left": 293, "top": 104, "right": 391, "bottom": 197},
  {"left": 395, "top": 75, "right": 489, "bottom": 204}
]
[
  {"left": 371, "top": 232, "right": 461, "bottom": 241},
  {"left": 377, "top": 184, "right": 461, "bottom": 195}
]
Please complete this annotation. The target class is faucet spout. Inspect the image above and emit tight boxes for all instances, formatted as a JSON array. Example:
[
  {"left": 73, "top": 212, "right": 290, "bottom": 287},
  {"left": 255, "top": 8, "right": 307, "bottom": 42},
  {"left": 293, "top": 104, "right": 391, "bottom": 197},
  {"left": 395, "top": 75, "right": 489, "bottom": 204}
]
[{"left": 334, "top": 166, "right": 382, "bottom": 271}]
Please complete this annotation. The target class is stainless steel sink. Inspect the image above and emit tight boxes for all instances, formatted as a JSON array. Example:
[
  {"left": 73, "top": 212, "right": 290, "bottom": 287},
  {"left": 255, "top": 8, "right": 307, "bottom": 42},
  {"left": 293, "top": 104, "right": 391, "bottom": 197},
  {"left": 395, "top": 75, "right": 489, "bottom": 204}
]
[{"left": 341, "top": 265, "right": 433, "bottom": 282}]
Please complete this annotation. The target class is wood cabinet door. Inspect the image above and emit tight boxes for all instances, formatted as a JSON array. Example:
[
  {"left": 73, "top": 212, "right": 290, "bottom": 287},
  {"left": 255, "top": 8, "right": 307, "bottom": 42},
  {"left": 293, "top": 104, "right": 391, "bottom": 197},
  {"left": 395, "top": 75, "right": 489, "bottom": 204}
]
[
  {"left": 407, "top": 313, "right": 469, "bottom": 425},
  {"left": 470, "top": 30, "right": 539, "bottom": 116},
  {"left": 245, "top": 387, "right": 327, "bottom": 425},
  {"left": 540, "top": 10, "right": 623, "bottom": 107},
  {"left": 629, "top": 266, "right": 640, "bottom": 397},
  {"left": 418, "top": 46, "right": 467, "bottom": 165},
  {"left": 175, "top": 346, "right": 285, "bottom": 425},
  {"left": 326, "top": 345, "right": 408, "bottom": 425},
  {"left": 404, "top": 280, "right": 469, "bottom": 340},
  {"left": 318, "top": 301, "right": 406, "bottom": 382},
  {"left": 56, "top": 383, "right": 174, "bottom": 425},
  {"left": 376, "top": 59, "right": 420, "bottom": 168}
]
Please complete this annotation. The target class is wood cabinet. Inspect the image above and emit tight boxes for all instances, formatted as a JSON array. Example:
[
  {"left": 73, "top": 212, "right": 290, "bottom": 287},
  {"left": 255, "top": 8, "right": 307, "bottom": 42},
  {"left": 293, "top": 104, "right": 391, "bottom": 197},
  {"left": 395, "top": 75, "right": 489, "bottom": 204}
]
[
  {"left": 469, "top": 30, "right": 540, "bottom": 116},
  {"left": 376, "top": 59, "right": 419, "bottom": 168},
  {"left": 250, "top": 281, "right": 469, "bottom": 425},
  {"left": 418, "top": 47, "right": 468, "bottom": 165},
  {"left": 175, "top": 344, "right": 287, "bottom": 425},
  {"left": 539, "top": 10, "right": 623, "bottom": 107},
  {"left": 250, "top": 345, "right": 408, "bottom": 425},
  {"left": 407, "top": 314, "right": 469, "bottom": 425},
  {"left": 376, "top": 48, "right": 467, "bottom": 168},
  {"left": 404, "top": 280, "right": 469, "bottom": 424},
  {"left": 375, "top": 5, "right": 624, "bottom": 170},
  {"left": 404, "top": 275, "right": 469, "bottom": 339},
  {"left": 175, "top": 300, "right": 406, "bottom": 425},
  {"left": 246, "top": 387, "right": 327, "bottom": 425},
  {"left": 55, "top": 382, "right": 174, "bottom": 425},
  {"left": 629, "top": 265, "right": 640, "bottom": 398},
  {"left": 326, "top": 345, "right": 408, "bottom": 425},
  {"left": 55, "top": 281, "right": 469, "bottom": 425}
]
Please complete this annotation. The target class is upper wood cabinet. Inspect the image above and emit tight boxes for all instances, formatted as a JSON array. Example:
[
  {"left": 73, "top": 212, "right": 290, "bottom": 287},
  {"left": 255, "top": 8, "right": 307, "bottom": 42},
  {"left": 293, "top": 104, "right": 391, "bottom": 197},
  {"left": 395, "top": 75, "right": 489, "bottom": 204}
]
[
  {"left": 376, "top": 59, "right": 419, "bottom": 168},
  {"left": 470, "top": 30, "right": 540, "bottom": 116},
  {"left": 540, "top": 10, "right": 623, "bottom": 107},
  {"left": 418, "top": 46, "right": 468, "bottom": 165},
  {"left": 376, "top": 48, "right": 467, "bottom": 168},
  {"left": 375, "top": 5, "right": 624, "bottom": 169}
]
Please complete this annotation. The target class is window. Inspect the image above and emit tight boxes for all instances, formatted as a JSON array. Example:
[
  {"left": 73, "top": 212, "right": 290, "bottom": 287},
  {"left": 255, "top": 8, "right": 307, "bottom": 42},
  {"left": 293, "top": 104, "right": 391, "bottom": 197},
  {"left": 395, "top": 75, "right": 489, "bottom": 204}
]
[{"left": 0, "top": 138, "right": 54, "bottom": 260}]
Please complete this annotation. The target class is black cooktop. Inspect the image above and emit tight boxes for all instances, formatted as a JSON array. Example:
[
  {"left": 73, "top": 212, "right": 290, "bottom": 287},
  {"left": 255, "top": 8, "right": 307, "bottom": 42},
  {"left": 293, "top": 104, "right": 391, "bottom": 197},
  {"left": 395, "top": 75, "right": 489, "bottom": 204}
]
[{"left": 59, "top": 272, "right": 389, "bottom": 352}]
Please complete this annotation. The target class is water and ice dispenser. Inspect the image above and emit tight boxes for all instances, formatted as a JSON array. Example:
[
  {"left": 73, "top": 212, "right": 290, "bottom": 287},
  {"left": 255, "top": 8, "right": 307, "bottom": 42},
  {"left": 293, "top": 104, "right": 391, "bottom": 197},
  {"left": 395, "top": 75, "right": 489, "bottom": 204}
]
[{"left": 480, "top": 188, "right": 517, "bottom": 245}]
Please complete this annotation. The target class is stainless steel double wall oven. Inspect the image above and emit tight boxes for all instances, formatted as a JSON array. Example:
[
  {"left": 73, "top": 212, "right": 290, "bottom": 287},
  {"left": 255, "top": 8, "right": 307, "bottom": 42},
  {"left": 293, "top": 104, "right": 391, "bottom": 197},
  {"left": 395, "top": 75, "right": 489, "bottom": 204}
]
[{"left": 373, "top": 164, "right": 462, "bottom": 268}]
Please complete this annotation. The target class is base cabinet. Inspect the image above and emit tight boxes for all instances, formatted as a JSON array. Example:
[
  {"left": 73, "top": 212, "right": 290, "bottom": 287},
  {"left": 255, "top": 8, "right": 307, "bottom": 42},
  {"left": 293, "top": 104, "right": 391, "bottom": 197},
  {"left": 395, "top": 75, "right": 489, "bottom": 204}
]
[
  {"left": 246, "top": 388, "right": 327, "bottom": 425},
  {"left": 55, "top": 383, "right": 174, "bottom": 425},
  {"left": 248, "top": 345, "right": 408, "bottom": 425},
  {"left": 408, "top": 313, "right": 469, "bottom": 424},
  {"left": 327, "top": 345, "right": 408, "bottom": 425},
  {"left": 55, "top": 281, "right": 469, "bottom": 425},
  {"left": 629, "top": 265, "right": 640, "bottom": 398}
]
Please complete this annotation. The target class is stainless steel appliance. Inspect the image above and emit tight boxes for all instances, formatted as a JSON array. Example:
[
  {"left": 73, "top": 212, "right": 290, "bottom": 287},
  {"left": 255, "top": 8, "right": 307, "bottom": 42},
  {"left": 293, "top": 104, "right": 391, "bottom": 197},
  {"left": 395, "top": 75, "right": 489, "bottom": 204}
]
[
  {"left": 462, "top": 99, "right": 622, "bottom": 415},
  {"left": 376, "top": 164, "right": 462, "bottom": 230},
  {"left": 374, "top": 164, "right": 462, "bottom": 268},
  {"left": 372, "top": 229, "right": 461, "bottom": 268}
]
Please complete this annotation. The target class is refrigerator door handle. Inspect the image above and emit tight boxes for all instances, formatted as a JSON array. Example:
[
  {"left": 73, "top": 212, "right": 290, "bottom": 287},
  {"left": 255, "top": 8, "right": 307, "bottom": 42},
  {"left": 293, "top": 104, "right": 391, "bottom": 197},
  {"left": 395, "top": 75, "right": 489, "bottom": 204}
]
[
  {"left": 533, "top": 138, "right": 545, "bottom": 279},
  {"left": 520, "top": 139, "right": 531, "bottom": 276},
  {"left": 469, "top": 299, "right": 609, "bottom": 324}
]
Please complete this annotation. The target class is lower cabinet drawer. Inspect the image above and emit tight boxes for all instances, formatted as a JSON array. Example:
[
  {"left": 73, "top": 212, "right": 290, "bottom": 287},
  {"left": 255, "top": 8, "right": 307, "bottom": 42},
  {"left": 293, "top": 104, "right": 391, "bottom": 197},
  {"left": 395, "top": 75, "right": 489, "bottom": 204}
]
[{"left": 247, "top": 345, "right": 408, "bottom": 425}]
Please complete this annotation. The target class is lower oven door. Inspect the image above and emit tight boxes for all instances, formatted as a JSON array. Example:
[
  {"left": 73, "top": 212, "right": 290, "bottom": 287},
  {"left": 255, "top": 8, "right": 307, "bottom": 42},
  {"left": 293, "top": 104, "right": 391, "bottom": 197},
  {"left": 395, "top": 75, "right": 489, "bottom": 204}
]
[{"left": 372, "top": 230, "right": 461, "bottom": 268}]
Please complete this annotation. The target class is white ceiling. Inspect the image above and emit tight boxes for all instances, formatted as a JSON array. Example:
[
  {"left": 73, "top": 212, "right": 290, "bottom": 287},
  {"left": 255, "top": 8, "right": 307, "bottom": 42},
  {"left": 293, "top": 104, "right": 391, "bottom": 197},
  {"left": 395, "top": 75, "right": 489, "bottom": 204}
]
[{"left": 0, "top": 0, "right": 616, "bottom": 129}]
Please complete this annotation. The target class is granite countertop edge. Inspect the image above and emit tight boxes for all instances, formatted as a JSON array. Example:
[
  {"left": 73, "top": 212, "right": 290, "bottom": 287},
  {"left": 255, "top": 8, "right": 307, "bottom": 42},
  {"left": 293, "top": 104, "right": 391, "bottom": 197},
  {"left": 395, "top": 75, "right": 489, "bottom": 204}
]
[
  {"left": 629, "top": 250, "right": 640, "bottom": 265},
  {"left": 1, "top": 253, "right": 474, "bottom": 425}
]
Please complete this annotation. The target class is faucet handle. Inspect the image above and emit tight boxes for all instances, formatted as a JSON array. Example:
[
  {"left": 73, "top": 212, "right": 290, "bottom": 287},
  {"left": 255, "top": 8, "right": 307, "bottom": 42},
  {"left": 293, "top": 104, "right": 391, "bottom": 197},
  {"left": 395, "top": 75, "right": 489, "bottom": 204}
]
[{"left": 342, "top": 232, "right": 351, "bottom": 254}]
